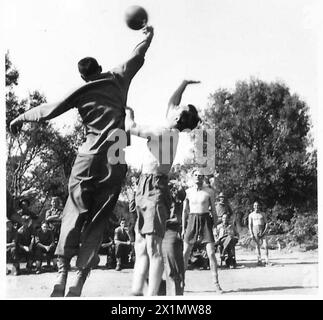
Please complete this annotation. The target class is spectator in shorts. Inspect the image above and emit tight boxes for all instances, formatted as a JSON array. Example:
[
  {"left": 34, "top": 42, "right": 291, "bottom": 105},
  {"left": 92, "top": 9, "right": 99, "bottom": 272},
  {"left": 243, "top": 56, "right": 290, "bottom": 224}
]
[
  {"left": 248, "top": 201, "right": 270, "bottom": 266},
  {"left": 182, "top": 169, "right": 222, "bottom": 293}
]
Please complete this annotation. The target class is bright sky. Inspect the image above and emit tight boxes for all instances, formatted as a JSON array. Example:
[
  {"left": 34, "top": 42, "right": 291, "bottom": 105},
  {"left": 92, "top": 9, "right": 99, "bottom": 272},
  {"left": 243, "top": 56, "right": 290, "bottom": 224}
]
[{"left": 3, "top": 0, "right": 322, "bottom": 167}]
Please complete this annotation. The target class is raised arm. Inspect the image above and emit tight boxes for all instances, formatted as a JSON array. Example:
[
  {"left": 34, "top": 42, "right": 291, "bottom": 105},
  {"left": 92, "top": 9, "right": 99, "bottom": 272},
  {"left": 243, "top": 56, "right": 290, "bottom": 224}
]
[
  {"left": 132, "top": 25, "right": 154, "bottom": 57},
  {"left": 113, "top": 25, "right": 154, "bottom": 82},
  {"left": 166, "top": 80, "right": 201, "bottom": 116}
]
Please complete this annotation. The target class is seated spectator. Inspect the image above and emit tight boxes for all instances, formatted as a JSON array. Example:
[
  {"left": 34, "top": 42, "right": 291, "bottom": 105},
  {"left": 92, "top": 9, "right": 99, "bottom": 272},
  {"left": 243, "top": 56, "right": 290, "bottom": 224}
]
[
  {"left": 34, "top": 221, "right": 57, "bottom": 274},
  {"left": 6, "top": 218, "right": 17, "bottom": 275},
  {"left": 18, "top": 198, "right": 40, "bottom": 231},
  {"left": 45, "top": 196, "right": 63, "bottom": 243},
  {"left": 11, "top": 215, "right": 35, "bottom": 275},
  {"left": 114, "top": 218, "right": 132, "bottom": 271},
  {"left": 214, "top": 213, "right": 239, "bottom": 268}
]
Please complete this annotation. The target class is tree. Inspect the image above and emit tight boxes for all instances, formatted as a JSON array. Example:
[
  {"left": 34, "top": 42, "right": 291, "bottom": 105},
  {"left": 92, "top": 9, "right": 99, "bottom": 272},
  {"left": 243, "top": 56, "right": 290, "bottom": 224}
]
[
  {"left": 202, "top": 78, "right": 316, "bottom": 213},
  {"left": 6, "top": 53, "right": 81, "bottom": 214}
]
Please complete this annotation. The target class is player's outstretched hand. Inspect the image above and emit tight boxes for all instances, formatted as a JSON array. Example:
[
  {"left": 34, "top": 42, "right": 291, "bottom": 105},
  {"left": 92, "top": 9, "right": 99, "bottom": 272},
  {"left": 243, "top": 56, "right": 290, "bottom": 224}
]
[
  {"left": 143, "top": 25, "right": 154, "bottom": 38},
  {"left": 185, "top": 80, "right": 201, "bottom": 85},
  {"left": 10, "top": 117, "right": 23, "bottom": 135}
]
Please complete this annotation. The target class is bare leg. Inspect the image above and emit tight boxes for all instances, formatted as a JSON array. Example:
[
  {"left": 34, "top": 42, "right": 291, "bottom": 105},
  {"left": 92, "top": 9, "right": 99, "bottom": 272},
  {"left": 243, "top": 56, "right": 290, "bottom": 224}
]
[
  {"left": 263, "top": 237, "right": 269, "bottom": 264},
  {"left": 131, "top": 233, "right": 149, "bottom": 295},
  {"left": 183, "top": 241, "right": 193, "bottom": 271},
  {"left": 146, "top": 234, "right": 164, "bottom": 296},
  {"left": 206, "top": 242, "right": 222, "bottom": 292},
  {"left": 255, "top": 239, "right": 262, "bottom": 264}
]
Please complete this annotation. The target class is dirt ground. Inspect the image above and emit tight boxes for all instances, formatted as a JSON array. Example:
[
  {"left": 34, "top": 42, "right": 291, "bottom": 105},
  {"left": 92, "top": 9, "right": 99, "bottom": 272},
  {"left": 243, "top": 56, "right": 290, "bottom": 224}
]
[{"left": 6, "top": 248, "right": 318, "bottom": 298}]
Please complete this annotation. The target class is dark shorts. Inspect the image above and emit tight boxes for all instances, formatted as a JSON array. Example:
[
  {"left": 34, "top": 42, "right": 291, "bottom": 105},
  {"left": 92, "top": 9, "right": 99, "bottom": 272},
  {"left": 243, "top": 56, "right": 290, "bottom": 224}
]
[
  {"left": 184, "top": 213, "right": 215, "bottom": 245},
  {"left": 135, "top": 174, "right": 171, "bottom": 238}
]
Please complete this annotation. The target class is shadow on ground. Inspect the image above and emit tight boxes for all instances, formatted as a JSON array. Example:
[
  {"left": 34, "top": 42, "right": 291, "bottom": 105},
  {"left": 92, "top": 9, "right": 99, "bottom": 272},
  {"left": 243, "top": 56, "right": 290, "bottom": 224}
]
[
  {"left": 232, "top": 260, "right": 317, "bottom": 269},
  {"left": 186, "top": 285, "right": 318, "bottom": 295}
]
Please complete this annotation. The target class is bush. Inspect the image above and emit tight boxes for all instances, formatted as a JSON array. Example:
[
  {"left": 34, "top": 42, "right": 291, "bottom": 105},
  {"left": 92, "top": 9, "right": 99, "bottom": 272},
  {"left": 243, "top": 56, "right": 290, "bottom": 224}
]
[
  {"left": 287, "top": 212, "right": 318, "bottom": 245},
  {"left": 238, "top": 210, "right": 318, "bottom": 250}
]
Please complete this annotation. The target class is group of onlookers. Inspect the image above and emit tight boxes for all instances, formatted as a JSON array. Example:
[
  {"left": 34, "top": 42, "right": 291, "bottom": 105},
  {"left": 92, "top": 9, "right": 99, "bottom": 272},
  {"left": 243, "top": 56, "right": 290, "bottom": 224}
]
[
  {"left": 6, "top": 196, "right": 63, "bottom": 275},
  {"left": 7, "top": 176, "right": 270, "bottom": 278}
]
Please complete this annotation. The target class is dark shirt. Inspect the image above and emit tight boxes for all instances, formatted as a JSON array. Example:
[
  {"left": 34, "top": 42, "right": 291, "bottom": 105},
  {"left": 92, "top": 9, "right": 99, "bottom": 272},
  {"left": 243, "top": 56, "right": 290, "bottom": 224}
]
[
  {"left": 114, "top": 227, "right": 130, "bottom": 243},
  {"left": 15, "top": 226, "right": 34, "bottom": 246},
  {"left": 166, "top": 187, "right": 186, "bottom": 231},
  {"left": 35, "top": 229, "right": 54, "bottom": 246}
]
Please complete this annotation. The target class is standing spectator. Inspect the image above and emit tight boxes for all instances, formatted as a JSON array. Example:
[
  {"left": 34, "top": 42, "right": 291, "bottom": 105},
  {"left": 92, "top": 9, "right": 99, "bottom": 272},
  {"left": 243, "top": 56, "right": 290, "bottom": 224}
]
[
  {"left": 34, "top": 221, "right": 57, "bottom": 273},
  {"left": 160, "top": 182, "right": 186, "bottom": 295},
  {"left": 114, "top": 218, "right": 132, "bottom": 271},
  {"left": 11, "top": 215, "right": 35, "bottom": 275},
  {"left": 248, "top": 201, "right": 270, "bottom": 266},
  {"left": 99, "top": 224, "right": 115, "bottom": 269},
  {"left": 6, "top": 218, "right": 17, "bottom": 274},
  {"left": 45, "top": 196, "right": 63, "bottom": 243},
  {"left": 214, "top": 213, "right": 239, "bottom": 268},
  {"left": 18, "top": 198, "right": 40, "bottom": 230},
  {"left": 215, "top": 192, "right": 234, "bottom": 225},
  {"left": 182, "top": 169, "right": 222, "bottom": 293}
]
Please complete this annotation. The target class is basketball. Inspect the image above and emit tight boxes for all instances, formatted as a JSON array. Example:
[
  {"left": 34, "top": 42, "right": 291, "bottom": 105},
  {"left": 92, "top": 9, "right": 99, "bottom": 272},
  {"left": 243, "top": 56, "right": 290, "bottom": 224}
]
[{"left": 125, "top": 5, "right": 148, "bottom": 30}]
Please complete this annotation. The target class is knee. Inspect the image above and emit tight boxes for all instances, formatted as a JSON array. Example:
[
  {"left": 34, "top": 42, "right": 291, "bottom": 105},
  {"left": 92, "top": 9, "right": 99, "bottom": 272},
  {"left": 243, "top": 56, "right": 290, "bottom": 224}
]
[
  {"left": 147, "top": 246, "right": 162, "bottom": 259},
  {"left": 146, "top": 240, "right": 162, "bottom": 259},
  {"left": 206, "top": 244, "right": 215, "bottom": 255}
]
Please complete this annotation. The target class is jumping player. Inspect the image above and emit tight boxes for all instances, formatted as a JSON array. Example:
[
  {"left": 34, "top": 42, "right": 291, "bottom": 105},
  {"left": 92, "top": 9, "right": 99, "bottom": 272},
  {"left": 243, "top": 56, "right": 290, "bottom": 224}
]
[
  {"left": 125, "top": 80, "right": 201, "bottom": 296},
  {"left": 10, "top": 25, "right": 154, "bottom": 297}
]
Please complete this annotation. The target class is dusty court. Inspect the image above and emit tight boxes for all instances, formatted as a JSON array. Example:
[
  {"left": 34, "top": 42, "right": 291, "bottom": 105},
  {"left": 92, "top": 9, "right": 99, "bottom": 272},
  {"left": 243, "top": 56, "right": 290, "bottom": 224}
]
[{"left": 6, "top": 248, "right": 318, "bottom": 298}]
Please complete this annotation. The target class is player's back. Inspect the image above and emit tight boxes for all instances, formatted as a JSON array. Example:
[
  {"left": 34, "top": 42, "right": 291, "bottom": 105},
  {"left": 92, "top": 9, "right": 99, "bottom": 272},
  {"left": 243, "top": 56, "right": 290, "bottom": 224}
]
[{"left": 75, "top": 74, "right": 129, "bottom": 155}]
